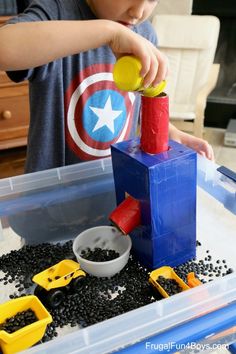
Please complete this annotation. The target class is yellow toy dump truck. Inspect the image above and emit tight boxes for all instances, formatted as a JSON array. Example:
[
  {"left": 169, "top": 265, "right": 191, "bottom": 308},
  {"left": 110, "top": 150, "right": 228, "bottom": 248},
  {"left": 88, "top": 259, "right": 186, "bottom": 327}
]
[
  {"left": 187, "top": 272, "right": 202, "bottom": 288},
  {"left": 149, "top": 266, "right": 190, "bottom": 298},
  {"left": 0, "top": 295, "right": 52, "bottom": 354},
  {"left": 32, "top": 259, "right": 86, "bottom": 308}
]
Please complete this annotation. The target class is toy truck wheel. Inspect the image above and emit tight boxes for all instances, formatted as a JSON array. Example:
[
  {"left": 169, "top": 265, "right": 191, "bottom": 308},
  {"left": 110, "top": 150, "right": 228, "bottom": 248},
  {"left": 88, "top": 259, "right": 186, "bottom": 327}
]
[
  {"left": 71, "top": 276, "right": 85, "bottom": 292},
  {"left": 46, "top": 289, "right": 65, "bottom": 308},
  {"left": 34, "top": 285, "right": 47, "bottom": 302}
]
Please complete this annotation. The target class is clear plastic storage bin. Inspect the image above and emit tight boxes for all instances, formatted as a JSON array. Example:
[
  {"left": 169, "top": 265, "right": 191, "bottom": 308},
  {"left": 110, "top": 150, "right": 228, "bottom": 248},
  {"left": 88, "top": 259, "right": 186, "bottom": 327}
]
[{"left": 0, "top": 156, "right": 236, "bottom": 354}]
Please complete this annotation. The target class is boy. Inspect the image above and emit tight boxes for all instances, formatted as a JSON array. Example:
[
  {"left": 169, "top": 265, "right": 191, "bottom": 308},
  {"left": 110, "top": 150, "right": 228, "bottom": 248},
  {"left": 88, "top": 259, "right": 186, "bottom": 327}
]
[{"left": 0, "top": 0, "right": 214, "bottom": 173}]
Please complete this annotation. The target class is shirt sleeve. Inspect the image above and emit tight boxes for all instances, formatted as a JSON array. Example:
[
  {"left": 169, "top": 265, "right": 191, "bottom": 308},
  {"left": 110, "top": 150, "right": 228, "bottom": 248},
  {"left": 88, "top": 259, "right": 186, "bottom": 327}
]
[
  {"left": 6, "top": 0, "right": 61, "bottom": 83},
  {"left": 135, "top": 20, "right": 158, "bottom": 48}
]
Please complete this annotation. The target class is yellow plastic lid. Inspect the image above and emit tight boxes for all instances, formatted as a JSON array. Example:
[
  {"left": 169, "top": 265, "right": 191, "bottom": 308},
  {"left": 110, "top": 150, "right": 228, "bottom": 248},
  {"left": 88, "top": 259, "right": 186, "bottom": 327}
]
[
  {"left": 113, "top": 56, "right": 166, "bottom": 97},
  {"left": 113, "top": 56, "right": 143, "bottom": 91},
  {"left": 143, "top": 80, "right": 166, "bottom": 97}
]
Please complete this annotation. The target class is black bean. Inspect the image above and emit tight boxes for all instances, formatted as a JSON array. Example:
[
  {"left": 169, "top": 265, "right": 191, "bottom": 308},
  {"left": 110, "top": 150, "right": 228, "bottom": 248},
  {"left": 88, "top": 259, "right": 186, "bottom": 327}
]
[
  {"left": 0, "top": 309, "right": 37, "bottom": 333},
  {"left": 0, "top": 240, "right": 234, "bottom": 346},
  {"left": 80, "top": 247, "right": 120, "bottom": 262},
  {"left": 157, "top": 276, "right": 182, "bottom": 296}
]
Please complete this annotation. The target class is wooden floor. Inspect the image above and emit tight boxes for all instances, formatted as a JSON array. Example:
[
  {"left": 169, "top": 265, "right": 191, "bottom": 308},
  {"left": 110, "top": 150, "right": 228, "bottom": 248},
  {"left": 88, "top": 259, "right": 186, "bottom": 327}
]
[{"left": 0, "top": 146, "right": 26, "bottom": 179}]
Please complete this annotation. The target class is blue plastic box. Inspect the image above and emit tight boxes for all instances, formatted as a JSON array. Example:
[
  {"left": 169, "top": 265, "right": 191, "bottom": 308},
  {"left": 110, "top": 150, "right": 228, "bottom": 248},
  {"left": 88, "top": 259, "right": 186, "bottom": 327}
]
[
  {"left": 111, "top": 138, "right": 196, "bottom": 269},
  {"left": 0, "top": 156, "right": 236, "bottom": 353}
]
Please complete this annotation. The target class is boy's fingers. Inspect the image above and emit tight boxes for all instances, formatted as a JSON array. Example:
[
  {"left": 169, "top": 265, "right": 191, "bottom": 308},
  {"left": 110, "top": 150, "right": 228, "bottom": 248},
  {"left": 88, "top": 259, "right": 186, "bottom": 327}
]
[
  {"left": 138, "top": 41, "right": 160, "bottom": 79},
  {"left": 154, "top": 61, "right": 169, "bottom": 86},
  {"left": 198, "top": 142, "right": 214, "bottom": 161},
  {"left": 142, "top": 54, "right": 159, "bottom": 88},
  {"left": 201, "top": 141, "right": 214, "bottom": 161},
  {"left": 140, "top": 48, "right": 169, "bottom": 88},
  {"left": 139, "top": 52, "right": 151, "bottom": 79},
  {"left": 153, "top": 51, "right": 169, "bottom": 86},
  {"left": 206, "top": 143, "right": 215, "bottom": 161},
  {"left": 199, "top": 151, "right": 206, "bottom": 158}
]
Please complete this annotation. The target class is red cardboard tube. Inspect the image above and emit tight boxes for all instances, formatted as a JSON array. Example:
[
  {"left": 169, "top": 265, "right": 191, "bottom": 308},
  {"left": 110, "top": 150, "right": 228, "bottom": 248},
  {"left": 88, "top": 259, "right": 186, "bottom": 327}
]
[
  {"left": 140, "top": 94, "right": 169, "bottom": 154},
  {"left": 109, "top": 196, "right": 141, "bottom": 234}
]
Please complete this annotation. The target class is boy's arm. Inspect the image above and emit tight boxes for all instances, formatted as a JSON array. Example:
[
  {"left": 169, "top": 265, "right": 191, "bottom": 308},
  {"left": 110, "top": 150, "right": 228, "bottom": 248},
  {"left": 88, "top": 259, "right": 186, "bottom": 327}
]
[
  {"left": 0, "top": 20, "right": 168, "bottom": 87},
  {"left": 0, "top": 20, "right": 118, "bottom": 70},
  {"left": 169, "top": 123, "right": 214, "bottom": 161}
]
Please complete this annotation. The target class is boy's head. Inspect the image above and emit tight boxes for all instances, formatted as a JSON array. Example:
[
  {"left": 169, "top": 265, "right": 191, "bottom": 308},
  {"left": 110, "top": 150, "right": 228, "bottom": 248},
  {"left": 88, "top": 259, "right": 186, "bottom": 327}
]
[{"left": 86, "top": 0, "right": 158, "bottom": 25}]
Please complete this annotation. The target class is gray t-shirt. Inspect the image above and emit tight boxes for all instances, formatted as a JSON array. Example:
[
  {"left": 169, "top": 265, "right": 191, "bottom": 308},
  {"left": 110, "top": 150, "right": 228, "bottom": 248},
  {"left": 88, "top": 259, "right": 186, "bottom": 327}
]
[{"left": 7, "top": 0, "right": 157, "bottom": 173}]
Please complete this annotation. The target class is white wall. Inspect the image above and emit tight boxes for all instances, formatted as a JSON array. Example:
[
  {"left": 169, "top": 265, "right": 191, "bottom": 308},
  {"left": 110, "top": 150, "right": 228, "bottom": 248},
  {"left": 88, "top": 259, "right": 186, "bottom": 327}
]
[{"left": 150, "top": 0, "right": 193, "bottom": 19}]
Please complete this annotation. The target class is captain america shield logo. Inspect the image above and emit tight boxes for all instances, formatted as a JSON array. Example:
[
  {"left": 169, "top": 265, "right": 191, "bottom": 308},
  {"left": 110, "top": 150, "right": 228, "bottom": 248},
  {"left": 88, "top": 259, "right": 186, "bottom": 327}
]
[{"left": 65, "top": 63, "right": 136, "bottom": 160}]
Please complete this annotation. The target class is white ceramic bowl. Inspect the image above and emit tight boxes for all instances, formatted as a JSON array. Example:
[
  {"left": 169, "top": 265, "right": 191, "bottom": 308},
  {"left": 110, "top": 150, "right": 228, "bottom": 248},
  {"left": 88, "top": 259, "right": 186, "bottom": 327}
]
[{"left": 72, "top": 226, "right": 132, "bottom": 277}]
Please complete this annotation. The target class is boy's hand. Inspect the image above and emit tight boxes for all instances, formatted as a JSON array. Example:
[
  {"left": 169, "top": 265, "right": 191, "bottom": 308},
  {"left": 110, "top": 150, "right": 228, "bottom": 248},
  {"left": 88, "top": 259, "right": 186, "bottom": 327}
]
[
  {"left": 169, "top": 124, "right": 214, "bottom": 161},
  {"left": 109, "top": 23, "right": 169, "bottom": 88}
]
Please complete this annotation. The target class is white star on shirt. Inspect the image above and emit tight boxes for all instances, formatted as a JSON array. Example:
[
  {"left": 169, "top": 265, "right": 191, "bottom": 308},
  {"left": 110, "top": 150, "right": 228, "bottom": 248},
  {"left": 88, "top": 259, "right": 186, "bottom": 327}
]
[{"left": 89, "top": 96, "right": 123, "bottom": 134}]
